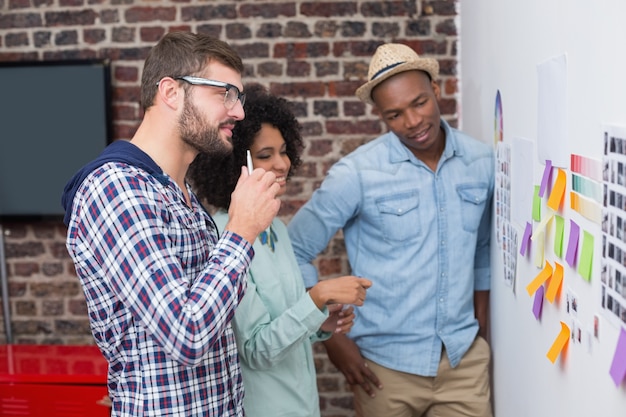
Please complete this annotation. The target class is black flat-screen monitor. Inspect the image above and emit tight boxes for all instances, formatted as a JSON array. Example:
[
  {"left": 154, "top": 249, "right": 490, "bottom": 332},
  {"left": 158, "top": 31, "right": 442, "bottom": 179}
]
[{"left": 0, "top": 60, "right": 111, "bottom": 218}]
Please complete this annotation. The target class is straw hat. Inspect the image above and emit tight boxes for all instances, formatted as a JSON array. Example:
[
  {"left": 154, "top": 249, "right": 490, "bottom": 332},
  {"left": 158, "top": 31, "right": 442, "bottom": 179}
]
[{"left": 355, "top": 43, "right": 439, "bottom": 105}]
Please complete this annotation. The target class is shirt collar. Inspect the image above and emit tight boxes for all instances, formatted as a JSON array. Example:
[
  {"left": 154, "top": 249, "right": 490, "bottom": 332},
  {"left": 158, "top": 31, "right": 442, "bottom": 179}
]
[{"left": 388, "top": 119, "right": 461, "bottom": 164}]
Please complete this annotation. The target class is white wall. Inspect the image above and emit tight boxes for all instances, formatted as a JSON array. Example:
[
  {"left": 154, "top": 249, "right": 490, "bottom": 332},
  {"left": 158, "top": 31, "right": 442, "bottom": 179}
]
[{"left": 459, "top": 1, "right": 626, "bottom": 416}]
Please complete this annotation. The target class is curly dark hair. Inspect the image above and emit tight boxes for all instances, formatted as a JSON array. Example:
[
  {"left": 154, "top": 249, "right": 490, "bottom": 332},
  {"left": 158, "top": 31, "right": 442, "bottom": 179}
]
[{"left": 188, "top": 83, "right": 304, "bottom": 210}]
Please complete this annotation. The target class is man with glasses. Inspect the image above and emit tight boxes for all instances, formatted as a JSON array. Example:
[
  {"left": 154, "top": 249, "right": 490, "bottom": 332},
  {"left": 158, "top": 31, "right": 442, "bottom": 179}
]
[{"left": 61, "top": 32, "right": 280, "bottom": 417}]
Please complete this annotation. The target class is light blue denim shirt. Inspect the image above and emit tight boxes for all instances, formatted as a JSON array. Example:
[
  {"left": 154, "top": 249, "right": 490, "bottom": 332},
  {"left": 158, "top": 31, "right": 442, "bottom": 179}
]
[{"left": 288, "top": 120, "right": 494, "bottom": 376}]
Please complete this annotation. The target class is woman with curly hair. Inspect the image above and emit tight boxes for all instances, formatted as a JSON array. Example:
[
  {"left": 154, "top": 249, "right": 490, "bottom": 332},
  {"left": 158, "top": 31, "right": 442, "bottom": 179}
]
[{"left": 188, "top": 84, "right": 372, "bottom": 417}]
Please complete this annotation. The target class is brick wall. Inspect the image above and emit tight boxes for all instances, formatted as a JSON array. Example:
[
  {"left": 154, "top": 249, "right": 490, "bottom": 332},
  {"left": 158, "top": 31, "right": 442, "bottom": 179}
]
[{"left": 0, "top": 1, "right": 459, "bottom": 415}]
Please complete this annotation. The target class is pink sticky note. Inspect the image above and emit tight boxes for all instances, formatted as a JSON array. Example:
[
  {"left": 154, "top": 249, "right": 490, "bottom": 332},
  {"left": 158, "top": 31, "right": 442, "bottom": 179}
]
[
  {"left": 610, "top": 328, "right": 626, "bottom": 386},
  {"left": 566, "top": 220, "right": 580, "bottom": 267},
  {"left": 532, "top": 285, "right": 544, "bottom": 319},
  {"left": 520, "top": 222, "right": 532, "bottom": 256},
  {"left": 539, "top": 160, "right": 552, "bottom": 198}
]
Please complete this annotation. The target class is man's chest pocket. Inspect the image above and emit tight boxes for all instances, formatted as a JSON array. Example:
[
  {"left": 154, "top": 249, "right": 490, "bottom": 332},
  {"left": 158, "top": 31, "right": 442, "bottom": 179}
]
[
  {"left": 456, "top": 184, "right": 489, "bottom": 232},
  {"left": 375, "top": 192, "right": 421, "bottom": 243}
]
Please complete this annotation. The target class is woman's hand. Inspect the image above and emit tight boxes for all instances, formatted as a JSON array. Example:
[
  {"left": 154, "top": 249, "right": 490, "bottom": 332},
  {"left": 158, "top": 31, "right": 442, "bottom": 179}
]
[{"left": 320, "top": 305, "right": 355, "bottom": 334}]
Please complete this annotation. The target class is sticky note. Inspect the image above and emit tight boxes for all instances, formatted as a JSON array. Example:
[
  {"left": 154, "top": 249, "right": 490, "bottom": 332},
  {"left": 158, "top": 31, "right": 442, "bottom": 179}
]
[
  {"left": 539, "top": 160, "right": 552, "bottom": 198},
  {"left": 520, "top": 222, "right": 532, "bottom": 256},
  {"left": 533, "top": 185, "right": 541, "bottom": 222},
  {"left": 547, "top": 321, "right": 570, "bottom": 363},
  {"left": 547, "top": 168, "right": 566, "bottom": 211},
  {"left": 578, "top": 230, "right": 594, "bottom": 281},
  {"left": 532, "top": 211, "right": 554, "bottom": 238},
  {"left": 527, "top": 261, "right": 553, "bottom": 296},
  {"left": 532, "top": 285, "right": 544, "bottom": 319},
  {"left": 554, "top": 215, "right": 564, "bottom": 257},
  {"left": 546, "top": 262, "right": 563, "bottom": 303},
  {"left": 566, "top": 220, "right": 580, "bottom": 267},
  {"left": 534, "top": 230, "right": 545, "bottom": 268},
  {"left": 609, "top": 328, "right": 626, "bottom": 387}
]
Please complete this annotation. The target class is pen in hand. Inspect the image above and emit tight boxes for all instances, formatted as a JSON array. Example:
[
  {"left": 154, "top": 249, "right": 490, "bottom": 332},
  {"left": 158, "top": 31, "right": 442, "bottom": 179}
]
[
  {"left": 247, "top": 148, "right": 272, "bottom": 237},
  {"left": 246, "top": 149, "right": 254, "bottom": 174}
]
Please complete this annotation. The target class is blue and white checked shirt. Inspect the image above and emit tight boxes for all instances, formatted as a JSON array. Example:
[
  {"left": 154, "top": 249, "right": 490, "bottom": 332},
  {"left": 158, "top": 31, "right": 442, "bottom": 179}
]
[
  {"left": 288, "top": 120, "right": 494, "bottom": 376},
  {"left": 65, "top": 152, "right": 250, "bottom": 416}
]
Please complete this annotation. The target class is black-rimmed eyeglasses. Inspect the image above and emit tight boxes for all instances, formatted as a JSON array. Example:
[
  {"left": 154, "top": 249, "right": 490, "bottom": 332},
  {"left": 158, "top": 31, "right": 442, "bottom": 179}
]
[{"left": 174, "top": 76, "right": 246, "bottom": 109}]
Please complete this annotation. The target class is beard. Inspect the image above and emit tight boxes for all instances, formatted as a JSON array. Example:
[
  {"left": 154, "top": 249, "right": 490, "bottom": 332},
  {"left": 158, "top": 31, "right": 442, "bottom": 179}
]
[{"left": 179, "top": 96, "right": 233, "bottom": 158}]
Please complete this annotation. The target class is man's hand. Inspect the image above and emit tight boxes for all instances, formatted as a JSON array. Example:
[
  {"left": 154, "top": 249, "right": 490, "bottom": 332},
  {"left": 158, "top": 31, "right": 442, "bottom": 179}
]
[
  {"left": 323, "top": 333, "right": 382, "bottom": 398},
  {"left": 225, "top": 166, "right": 281, "bottom": 244}
]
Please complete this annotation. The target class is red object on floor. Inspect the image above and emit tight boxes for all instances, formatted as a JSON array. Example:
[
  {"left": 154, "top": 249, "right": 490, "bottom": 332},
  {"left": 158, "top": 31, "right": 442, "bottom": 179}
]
[{"left": 0, "top": 344, "right": 110, "bottom": 417}]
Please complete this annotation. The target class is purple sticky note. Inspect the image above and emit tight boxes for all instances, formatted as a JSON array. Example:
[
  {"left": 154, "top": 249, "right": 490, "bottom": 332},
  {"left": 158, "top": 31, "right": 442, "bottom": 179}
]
[
  {"left": 565, "top": 220, "right": 580, "bottom": 267},
  {"left": 609, "top": 328, "right": 626, "bottom": 386},
  {"left": 532, "top": 285, "right": 544, "bottom": 320},
  {"left": 539, "top": 160, "right": 553, "bottom": 198},
  {"left": 520, "top": 222, "right": 532, "bottom": 256}
]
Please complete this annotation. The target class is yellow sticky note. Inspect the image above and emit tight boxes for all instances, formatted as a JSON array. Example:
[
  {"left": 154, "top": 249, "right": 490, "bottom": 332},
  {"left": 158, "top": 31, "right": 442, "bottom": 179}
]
[
  {"left": 578, "top": 230, "right": 594, "bottom": 282},
  {"left": 534, "top": 230, "right": 545, "bottom": 268},
  {"left": 547, "top": 168, "right": 566, "bottom": 211},
  {"left": 546, "top": 262, "right": 563, "bottom": 303},
  {"left": 554, "top": 215, "right": 564, "bottom": 257},
  {"left": 532, "top": 185, "right": 541, "bottom": 221},
  {"left": 526, "top": 261, "right": 553, "bottom": 296},
  {"left": 532, "top": 211, "right": 554, "bottom": 239},
  {"left": 547, "top": 321, "right": 570, "bottom": 363}
]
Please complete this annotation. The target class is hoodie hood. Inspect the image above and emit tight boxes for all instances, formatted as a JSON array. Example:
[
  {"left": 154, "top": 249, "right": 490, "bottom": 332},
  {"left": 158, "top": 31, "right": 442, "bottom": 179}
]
[{"left": 61, "top": 140, "right": 168, "bottom": 226}]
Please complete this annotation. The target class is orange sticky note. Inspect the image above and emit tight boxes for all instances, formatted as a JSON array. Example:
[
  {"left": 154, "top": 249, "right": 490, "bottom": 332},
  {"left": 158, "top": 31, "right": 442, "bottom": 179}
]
[
  {"left": 547, "top": 321, "right": 570, "bottom": 363},
  {"left": 526, "top": 261, "right": 553, "bottom": 296},
  {"left": 547, "top": 168, "right": 566, "bottom": 211},
  {"left": 546, "top": 262, "right": 563, "bottom": 303}
]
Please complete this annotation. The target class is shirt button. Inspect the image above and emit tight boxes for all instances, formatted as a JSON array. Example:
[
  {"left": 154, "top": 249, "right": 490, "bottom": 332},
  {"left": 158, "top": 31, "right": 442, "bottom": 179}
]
[
  {"left": 439, "top": 298, "right": 444, "bottom": 302},
  {"left": 441, "top": 240, "right": 445, "bottom": 245},
  {"left": 397, "top": 209, "right": 402, "bottom": 213}
]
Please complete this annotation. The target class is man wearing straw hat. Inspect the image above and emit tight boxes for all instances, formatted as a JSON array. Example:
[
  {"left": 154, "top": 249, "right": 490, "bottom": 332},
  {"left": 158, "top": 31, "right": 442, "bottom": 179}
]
[{"left": 289, "top": 43, "right": 494, "bottom": 416}]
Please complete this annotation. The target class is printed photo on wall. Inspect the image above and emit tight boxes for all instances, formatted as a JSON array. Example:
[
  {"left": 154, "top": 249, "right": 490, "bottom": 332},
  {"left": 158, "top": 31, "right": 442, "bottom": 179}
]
[
  {"left": 496, "top": 141, "right": 517, "bottom": 290},
  {"left": 601, "top": 124, "right": 626, "bottom": 329}
]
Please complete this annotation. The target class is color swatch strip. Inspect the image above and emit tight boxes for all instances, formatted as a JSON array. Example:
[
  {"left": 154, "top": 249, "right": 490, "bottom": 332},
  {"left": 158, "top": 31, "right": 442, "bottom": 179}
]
[
  {"left": 570, "top": 191, "right": 602, "bottom": 224},
  {"left": 571, "top": 173, "right": 603, "bottom": 203},
  {"left": 571, "top": 154, "right": 602, "bottom": 182}
]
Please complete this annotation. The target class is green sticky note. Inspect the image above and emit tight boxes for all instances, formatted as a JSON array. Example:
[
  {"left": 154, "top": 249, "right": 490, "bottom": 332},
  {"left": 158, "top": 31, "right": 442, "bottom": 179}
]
[
  {"left": 554, "top": 215, "right": 564, "bottom": 257},
  {"left": 578, "top": 230, "right": 594, "bottom": 282},
  {"left": 532, "top": 185, "right": 541, "bottom": 222}
]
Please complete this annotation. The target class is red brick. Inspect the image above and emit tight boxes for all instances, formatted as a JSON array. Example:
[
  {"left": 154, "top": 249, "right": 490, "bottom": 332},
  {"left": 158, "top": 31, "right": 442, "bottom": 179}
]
[
  {"left": 45, "top": 10, "right": 97, "bottom": 26},
  {"left": 326, "top": 120, "right": 381, "bottom": 135},
  {"left": 307, "top": 138, "right": 334, "bottom": 156},
  {"left": 125, "top": 7, "right": 176, "bottom": 23},
  {"left": 444, "top": 77, "right": 458, "bottom": 95},
  {"left": 113, "top": 85, "right": 141, "bottom": 103},
  {"left": 301, "top": 2, "right": 357, "bottom": 17},
  {"left": 140, "top": 26, "right": 167, "bottom": 43},
  {"left": 287, "top": 60, "right": 312, "bottom": 77},
  {"left": 361, "top": 1, "right": 417, "bottom": 16},
  {"left": 328, "top": 80, "right": 362, "bottom": 97},
  {"left": 240, "top": 3, "right": 296, "bottom": 18},
  {"left": 114, "top": 65, "right": 139, "bottom": 82},
  {"left": 274, "top": 41, "right": 330, "bottom": 59},
  {"left": 270, "top": 81, "right": 326, "bottom": 98},
  {"left": 113, "top": 103, "right": 140, "bottom": 121}
]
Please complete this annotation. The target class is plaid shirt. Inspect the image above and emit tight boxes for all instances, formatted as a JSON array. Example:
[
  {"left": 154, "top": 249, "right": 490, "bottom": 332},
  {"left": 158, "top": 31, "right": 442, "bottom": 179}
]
[{"left": 65, "top": 162, "right": 250, "bottom": 416}]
